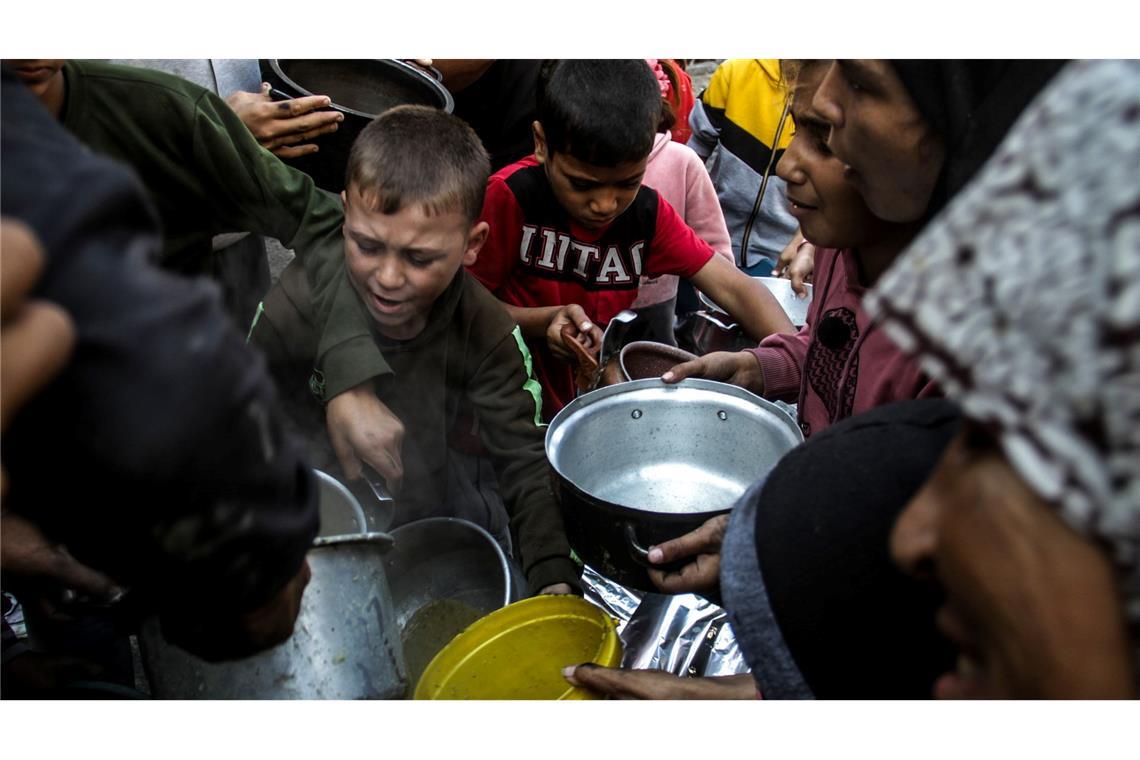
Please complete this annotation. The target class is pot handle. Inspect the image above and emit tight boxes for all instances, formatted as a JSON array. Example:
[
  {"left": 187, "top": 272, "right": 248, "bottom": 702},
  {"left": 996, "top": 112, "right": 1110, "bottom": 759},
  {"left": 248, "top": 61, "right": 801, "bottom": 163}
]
[
  {"left": 312, "top": 531, "right": 395, "bottom": 551},
  {"left": 623, "top": 522, "right": 653, "bottom": 567}
]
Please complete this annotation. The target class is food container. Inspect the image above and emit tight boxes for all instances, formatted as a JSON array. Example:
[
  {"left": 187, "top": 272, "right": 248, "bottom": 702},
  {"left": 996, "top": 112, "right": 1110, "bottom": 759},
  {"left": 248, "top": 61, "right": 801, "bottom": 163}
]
[
  {"left": 139, "top": 470, "right": 405, "bottom": 699},
  {"left": 259, "top": 59, "right": 454, "bottom": 194},
  {"left": 413, "top": 595, "right": 622, "bottom": 700},
  {"left": 384, "top": 517, "right": 524, "bottom": 693},
  {"left": 545, "top": 378, "right": 803, "bottom": 590}
]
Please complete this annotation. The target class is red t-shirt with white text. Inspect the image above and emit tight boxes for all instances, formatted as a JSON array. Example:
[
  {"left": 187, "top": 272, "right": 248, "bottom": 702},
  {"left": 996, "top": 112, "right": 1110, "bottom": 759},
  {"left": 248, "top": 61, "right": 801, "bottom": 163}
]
[{"left": 468, "top": 157, "right": 715, "bottom": 418}]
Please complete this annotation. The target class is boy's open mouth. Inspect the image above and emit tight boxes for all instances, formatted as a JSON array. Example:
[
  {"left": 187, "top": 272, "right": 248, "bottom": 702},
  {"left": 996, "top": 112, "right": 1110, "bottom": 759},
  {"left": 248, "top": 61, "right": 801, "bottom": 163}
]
[{"left": 370, "top": 292, "right": 404, "bottom": 313}]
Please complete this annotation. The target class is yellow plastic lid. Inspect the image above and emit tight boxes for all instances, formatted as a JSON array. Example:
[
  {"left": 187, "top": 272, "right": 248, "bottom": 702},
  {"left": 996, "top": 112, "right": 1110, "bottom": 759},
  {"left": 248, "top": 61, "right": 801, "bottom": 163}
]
[{"left": 413, "top": 595, "right": 623, "bottom": 700}]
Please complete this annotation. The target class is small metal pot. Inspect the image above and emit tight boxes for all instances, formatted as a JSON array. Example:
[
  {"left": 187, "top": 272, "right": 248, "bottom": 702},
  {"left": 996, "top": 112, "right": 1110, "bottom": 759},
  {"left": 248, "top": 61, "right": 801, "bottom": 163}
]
[
  {"left": 597, "top": 341, "right": 697, "bottom": 387},
  {"left": 545, "top": 379, "right": 802, "bottom": 590},
  {"left": 384, "top": 517, "right": 524, "bottom": 692},
  {"left": 259, "top": 59, "right": 454, "bottom": 194}
]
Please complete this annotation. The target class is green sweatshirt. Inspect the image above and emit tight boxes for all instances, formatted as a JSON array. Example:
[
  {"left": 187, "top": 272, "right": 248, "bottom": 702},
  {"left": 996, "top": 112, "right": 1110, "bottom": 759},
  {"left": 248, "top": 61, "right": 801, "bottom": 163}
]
[
  {"left": 253, "top": 261, "right": 580, "bottom": 594},
  {"left": 59, "top": 59, "right": 386, "bottom": 399}
]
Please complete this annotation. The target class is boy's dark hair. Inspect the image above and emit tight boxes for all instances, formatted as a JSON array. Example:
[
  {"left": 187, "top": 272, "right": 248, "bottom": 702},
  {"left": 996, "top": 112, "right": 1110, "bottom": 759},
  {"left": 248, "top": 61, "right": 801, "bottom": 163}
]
[
  {"left": 345, "top": 104, "right": 490, "bottom": 223},
  {"left": 537, "top": 60, "right": 661, "bottom": 167}
]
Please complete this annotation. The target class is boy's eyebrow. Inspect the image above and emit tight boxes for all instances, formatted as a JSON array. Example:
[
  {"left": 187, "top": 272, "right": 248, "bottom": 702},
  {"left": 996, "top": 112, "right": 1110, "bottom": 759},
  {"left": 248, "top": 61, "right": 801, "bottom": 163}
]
[
  {"left": 563, "top": 167, "right": 645, "bottom": 185},
  {"left": 347, "top": 228, "right": 447, "bottom": 257},
  {"left": 347, "top": 228, "right": 382, "bottom": 245}
]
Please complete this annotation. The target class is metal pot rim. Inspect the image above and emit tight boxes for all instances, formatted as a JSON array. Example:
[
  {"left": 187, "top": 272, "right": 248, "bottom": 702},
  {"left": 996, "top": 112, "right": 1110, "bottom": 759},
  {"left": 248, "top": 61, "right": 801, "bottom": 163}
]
[
  {"left": 265, "top": 58, "right": 455, "bottom": 119},
  {"left": 388, "top": 516, "right": 513, "bottom": 610},
  {"left": 545, "top": 378, "right": 802, "bottom": 514}
]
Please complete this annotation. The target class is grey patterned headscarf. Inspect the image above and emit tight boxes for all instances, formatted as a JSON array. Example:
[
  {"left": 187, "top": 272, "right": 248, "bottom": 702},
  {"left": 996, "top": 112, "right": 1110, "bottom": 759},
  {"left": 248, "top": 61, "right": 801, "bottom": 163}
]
[{"left": 866, "top": 60, "right": 1140, "bottom": 646}]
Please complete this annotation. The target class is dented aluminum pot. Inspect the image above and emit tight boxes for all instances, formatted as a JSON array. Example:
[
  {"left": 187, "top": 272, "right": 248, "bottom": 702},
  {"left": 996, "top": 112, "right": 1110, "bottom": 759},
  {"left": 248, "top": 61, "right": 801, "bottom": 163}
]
[
  {"left": 139, "top": 471, "right": 406, "bottom": 699},
  {"left": 545, "top": 378, "right": 803, "bottom": 590}
]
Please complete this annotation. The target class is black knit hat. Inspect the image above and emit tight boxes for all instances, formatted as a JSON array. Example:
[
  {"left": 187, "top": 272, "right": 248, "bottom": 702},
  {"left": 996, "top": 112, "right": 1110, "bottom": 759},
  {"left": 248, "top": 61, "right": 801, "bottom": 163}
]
[
  {"left": 891, "top": 60, "right": 1065, "bottom": 216},
  {"left": 752, "top": 399, "right": 962, "bottom": 698}
]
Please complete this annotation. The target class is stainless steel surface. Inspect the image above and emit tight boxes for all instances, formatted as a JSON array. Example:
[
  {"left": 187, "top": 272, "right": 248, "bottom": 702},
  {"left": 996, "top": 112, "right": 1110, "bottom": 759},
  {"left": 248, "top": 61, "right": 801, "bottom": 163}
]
[
  {"left": 139, "top": 471, "right": 406, "bottom": 699},
  {"left": 315, "top": 469, "right": 368, "bottom": 537},
  {"left": 385, "top": 518, "right": 519, "bottom": 626},
  {"left": 599, "top": 309, "right": 639, "bottom": 368},
  {"left": 361, "top": 465, "right": 396, "bottom": 531},
  {"left": 594, "top": 309, "right": 639, "bottom": 390},
  {"left": 546, "top": 379, "right": 803, "bottom": 515},
  {"left": 699, "top": 276, "right": 814, "bottom": 327}
]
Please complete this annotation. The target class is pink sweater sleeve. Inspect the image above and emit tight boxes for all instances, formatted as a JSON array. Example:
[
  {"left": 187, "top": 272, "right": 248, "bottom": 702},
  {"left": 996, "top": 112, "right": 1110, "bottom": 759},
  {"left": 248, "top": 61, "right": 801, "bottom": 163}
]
[{"left": 682, "top": 149, "right": 733, "bottom": 263}]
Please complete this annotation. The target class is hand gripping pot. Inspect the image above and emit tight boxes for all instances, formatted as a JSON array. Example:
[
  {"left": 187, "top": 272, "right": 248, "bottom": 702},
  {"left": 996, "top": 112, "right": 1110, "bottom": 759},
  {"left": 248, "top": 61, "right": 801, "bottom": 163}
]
[
  {"left": 545, "top": 379, "right": 803, "bottom": 590},
  {"left": 413, "top": 595, "right": 622, "bottom": 700},
  {"left": 139, "top": 470, "right": 406, "bottom": 699}
]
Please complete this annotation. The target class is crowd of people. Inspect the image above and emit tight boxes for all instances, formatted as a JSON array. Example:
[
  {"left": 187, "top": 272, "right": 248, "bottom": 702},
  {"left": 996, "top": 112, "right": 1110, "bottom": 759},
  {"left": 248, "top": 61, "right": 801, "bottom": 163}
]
[{"left": 1, "top": 57, "right": 1136, "bottom": 701}]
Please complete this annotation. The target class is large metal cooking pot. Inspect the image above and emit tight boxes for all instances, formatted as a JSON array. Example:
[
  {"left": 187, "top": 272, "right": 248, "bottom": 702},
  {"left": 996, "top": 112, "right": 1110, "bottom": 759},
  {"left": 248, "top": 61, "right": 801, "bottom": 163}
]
[
  {"left": 260, "top": 59, "right": 455, "bottom": 194},
  {"left": 139, "top": 470, "right": 406, "bottom": 699},
  {"left": 546, "top": 378, "right": 803, "bottom": 590},
  {"left": 384, "top": 517, "right": 524, "bottom": 692}
]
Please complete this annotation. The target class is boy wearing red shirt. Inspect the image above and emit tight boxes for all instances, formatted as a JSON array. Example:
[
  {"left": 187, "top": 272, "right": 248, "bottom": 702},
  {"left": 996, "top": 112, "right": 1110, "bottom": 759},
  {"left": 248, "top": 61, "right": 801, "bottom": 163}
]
[{"left": 468, "top": 60, "right": 793, "bottom": 418}]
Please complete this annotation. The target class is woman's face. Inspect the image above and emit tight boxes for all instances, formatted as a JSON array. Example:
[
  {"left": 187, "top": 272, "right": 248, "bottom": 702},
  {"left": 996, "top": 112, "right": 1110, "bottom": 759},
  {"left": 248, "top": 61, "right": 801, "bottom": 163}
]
[
  {"left": 811, "top": 60, "right": 945, "bottom": 224},
  {"left": 776, "top": 64, "right": 885, "bottom": 249},
  {"left": 891, "top": 423, "right": 1135, "bottom": 699}
]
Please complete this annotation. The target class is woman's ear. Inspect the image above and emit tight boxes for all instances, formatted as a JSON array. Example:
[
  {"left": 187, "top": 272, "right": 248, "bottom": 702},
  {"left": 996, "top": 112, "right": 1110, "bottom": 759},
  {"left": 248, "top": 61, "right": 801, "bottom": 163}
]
[
  {"left": 462, "top": 221, "right": 490, "bottom": 267},
  {"left": 532, "top": 121, "right": 547, "bottom": 164}
]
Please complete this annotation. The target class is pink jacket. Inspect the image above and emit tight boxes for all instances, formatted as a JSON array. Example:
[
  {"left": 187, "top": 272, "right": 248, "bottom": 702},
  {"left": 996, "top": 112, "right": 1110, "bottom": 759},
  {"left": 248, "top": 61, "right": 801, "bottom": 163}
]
[
  {"left": 633, "top": 133, "right": 732, "bottom": 307},
  {"left": 748, "top": 247, "right": 940, "bottom": 437}
]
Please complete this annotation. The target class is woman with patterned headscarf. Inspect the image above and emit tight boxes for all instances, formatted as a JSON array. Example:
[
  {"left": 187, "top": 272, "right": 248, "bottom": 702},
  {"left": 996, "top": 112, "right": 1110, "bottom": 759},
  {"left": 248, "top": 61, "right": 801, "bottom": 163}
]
[{"left": 866, "top": 58, "right": 1140, "bottom": 698}]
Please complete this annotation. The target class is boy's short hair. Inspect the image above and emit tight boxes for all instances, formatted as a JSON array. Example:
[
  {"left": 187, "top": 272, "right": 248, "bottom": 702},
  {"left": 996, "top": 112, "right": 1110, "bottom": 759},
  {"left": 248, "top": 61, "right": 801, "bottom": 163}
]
[
  {"left": 345, "top": 104, "right": 490, "bottom": 223},
  {"left": 538, "top": 60, "right": 660, "bottom": 167}
]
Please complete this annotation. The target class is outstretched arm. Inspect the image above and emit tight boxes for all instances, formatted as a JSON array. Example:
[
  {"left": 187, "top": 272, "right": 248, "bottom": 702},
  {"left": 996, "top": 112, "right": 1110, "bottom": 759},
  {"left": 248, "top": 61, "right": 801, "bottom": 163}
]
[{"left": 690, "top": 253, "right": 795, "bottom": 341}]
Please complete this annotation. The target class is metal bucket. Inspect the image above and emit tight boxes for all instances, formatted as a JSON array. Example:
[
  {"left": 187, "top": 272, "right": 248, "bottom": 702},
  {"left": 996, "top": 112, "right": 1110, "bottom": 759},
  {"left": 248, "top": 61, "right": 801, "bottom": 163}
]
[
  {"left": 384, "top": 517, "right": 524, "bottom": 692},
  {"left": 139, "top": 471, "right": 405, "bottom": 699}
]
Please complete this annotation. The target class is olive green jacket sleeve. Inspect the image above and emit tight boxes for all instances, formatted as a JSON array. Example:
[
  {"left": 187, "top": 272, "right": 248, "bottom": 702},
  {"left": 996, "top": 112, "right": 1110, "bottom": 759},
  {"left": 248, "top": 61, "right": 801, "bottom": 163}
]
[
  {"left": 466, "top": 323, "right": 580, "bottom": 594},
  {"left": 187, "top": 88, "right": 389, "bottom": 398}
]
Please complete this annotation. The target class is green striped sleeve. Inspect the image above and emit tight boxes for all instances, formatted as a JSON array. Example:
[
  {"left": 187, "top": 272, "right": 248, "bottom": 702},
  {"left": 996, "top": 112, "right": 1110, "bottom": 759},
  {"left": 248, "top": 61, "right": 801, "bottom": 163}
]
[{"left": 511, "top": 326, "right": 546, "bottom": 428}]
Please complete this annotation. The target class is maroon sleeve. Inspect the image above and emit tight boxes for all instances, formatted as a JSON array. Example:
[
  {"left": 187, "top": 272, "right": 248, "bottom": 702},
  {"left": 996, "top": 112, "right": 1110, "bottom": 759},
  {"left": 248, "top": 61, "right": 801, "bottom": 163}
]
[
  {"left": 748, "top": 326, "right": 812, "bottom": 401},
  {"left": 645, "top": 194, "right": 716, "bottom": 279},
  {"left": 468, "top": 174, "right": 524, "bottom": 295}
]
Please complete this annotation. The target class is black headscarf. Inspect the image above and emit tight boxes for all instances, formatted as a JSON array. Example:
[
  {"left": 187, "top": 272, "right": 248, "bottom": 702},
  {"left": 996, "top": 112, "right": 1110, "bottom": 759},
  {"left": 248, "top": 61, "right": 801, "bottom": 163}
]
[
  {"left": 744, "top": 399, "right": 962, "bottom": 698},
  {"left": 892, "top": 60, "right": 1066, "bottom": 215}
]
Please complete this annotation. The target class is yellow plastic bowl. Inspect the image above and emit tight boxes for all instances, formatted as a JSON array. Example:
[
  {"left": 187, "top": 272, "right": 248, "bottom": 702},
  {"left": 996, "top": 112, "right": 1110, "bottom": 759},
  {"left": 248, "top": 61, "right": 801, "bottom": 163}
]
[{"left": 413, "top": 595, "right": 622, "bottom": 700}]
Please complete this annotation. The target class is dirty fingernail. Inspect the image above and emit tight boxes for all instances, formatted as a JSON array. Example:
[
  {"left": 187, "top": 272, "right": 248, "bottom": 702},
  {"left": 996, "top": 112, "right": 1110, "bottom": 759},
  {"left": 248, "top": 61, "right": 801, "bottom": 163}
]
[
  {"left": 662, "top": 371, "right": 674, "bottom": 382},
  {"left": 562, "top": 666, "right": 576, "bottom": 679},
  {"left": 581, "top": 322, "right": 593, "bottom": 331},
  {"left": 648, "top": 547, "right": 664, "bottom": 563}
]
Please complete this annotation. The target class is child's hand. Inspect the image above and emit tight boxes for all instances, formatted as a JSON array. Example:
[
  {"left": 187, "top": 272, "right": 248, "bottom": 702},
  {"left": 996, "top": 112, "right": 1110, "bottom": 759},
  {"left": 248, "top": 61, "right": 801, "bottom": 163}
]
[
  {"left": 0, "top": 512, "right": 121, "bottom": 602},
  {"left": 225, "top": 84, "right": 344, "bottom": 159},
  {"left": 547, "top": 304, "right": 603, "bottom": 361},
  {"left": 326, "top": 383, "right": 405, "bottom": 493},
  {"left": 774, "top": 236, "right": 815, "bottom": 297}
]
